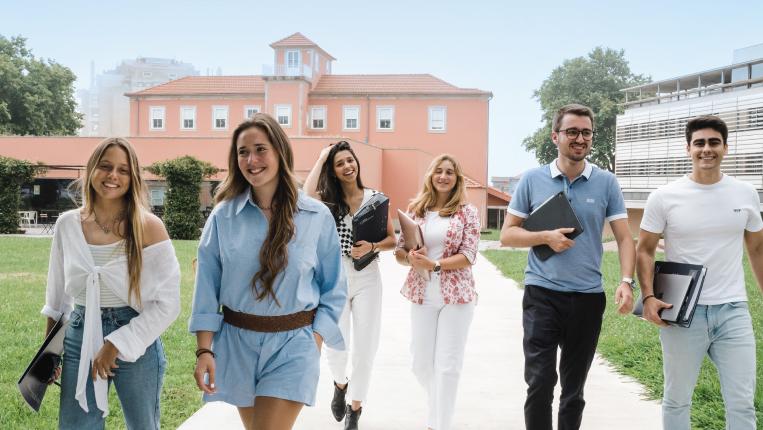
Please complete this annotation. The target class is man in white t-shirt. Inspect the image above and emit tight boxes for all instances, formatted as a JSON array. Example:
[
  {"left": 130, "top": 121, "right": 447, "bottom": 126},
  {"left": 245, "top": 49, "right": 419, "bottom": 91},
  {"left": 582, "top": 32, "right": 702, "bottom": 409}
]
[{"left": 636, "top": 115, "right": 763, "bottom": 429}]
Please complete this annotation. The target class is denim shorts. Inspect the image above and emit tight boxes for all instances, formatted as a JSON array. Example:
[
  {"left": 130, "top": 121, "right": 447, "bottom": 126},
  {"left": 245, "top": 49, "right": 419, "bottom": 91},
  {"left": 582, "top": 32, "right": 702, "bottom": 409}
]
[
  {"left": 203, "top": 323, "right": 321, "bottom": 407},
  {"left": 59, "top": 305, "right": 167, "bottom": 430}
]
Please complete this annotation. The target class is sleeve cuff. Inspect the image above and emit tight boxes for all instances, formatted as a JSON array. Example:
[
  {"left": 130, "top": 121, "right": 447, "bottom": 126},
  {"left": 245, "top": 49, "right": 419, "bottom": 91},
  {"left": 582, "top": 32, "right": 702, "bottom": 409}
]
[
  {"left": 460, "top": 249, "right": 477, "bottom": 264},
  {"left": 639, "top": 223, "right": 663, "bottom": 234},
  {"left": 41, "top": 305, "right": 63, "bottom": 321},
  {"left": 605, "top": 213, "right": 628, "bottom": 222},
  {"left": 189, "top": 313, "right": 223, "bottom": 333},
  {"left": 313, "top": 310, "right": 345, "bottom": 350},
  {"left": 507, "top": 208, "right": 528, "bottom": 219},
  {"left": 104, "top": 330, "right": 142, "bottom": 362}
]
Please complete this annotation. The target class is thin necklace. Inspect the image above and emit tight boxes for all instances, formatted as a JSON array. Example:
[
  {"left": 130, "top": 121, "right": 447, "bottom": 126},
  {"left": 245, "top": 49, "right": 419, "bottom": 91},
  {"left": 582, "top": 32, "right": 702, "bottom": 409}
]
[{"left": 93, "top": 209, "right": 123, "bottom": 234}]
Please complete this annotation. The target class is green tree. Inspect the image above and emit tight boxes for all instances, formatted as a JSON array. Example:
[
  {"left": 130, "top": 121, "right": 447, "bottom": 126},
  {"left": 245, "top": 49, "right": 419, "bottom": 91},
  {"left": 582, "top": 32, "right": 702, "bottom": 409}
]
[
  {"left": 523, "top": 47, "right": 649, "bottom": 172},
  {"left": 0, "top": 156, "right": 44, "bottom": 233},
  {"left": 146, "top": 156, "right": 218, "bottom": 240},
  {"left": 0, "top": 35, "right": 82, "bottom": 135}
]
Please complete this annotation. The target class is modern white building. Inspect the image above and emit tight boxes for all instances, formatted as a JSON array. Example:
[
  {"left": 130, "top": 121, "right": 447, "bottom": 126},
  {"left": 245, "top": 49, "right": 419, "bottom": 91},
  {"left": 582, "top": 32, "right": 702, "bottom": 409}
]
[
  {"left": 615, "top": 50, "right": 763, "bottom": 231},
  {"left": 78, "top": 57, "right": 197, "bottom": 137}
]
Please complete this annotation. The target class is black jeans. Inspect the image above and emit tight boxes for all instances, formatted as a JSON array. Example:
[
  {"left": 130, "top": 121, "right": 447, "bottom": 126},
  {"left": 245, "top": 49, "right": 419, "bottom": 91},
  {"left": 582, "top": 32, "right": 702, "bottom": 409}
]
[{"left": 522, "top": 285, "right": 606, "bottom": 430}]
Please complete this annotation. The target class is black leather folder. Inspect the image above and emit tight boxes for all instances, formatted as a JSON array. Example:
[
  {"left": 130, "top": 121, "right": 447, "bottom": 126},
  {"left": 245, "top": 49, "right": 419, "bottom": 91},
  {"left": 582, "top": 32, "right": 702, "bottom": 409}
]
[
  {"left": 632, "top": 261, "right": 707, "bottom": 327},
  {"left": 521, "top": 191, "right": 584, "bottom": 260},
  {"left": 18, "top": 317, "right": 68, "bottom": 411},
  {"left": 351, "top": 193, "right": 389, "bottom": 271}
]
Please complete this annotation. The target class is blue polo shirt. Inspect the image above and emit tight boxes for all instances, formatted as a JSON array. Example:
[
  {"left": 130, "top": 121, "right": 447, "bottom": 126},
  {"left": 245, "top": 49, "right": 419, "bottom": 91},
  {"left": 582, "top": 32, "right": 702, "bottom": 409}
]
[{"left": 508, "top": 160, "right": 627, "bottom": 293}]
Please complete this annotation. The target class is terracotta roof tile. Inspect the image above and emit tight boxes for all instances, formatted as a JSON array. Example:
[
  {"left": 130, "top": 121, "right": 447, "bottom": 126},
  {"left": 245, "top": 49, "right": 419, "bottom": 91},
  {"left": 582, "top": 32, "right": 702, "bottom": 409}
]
[
  {"left": 127, "top": 76, "right": 265, "bottom": 96},
  {"left": 270, "top": 32, "right": 318, "bottom": 48},
  {"left": 270, "top": 32, "right": 336, "bottom": 60},
  {"left": 126, "top": 74, "right": 490, "bottom": 98},
  {"left": 464, "top": 175, "right": 484, "bottom": 188},
  {"left": 312, "top": 74, "right": 490, "bottom": 96},
  {"left": 487, "top": 186, "right": 511, "bottom": 202}
]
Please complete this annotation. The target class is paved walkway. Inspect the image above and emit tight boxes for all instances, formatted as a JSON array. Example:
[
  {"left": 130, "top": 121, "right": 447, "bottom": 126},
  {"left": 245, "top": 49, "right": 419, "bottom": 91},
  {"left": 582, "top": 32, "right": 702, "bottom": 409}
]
[{"left": 179, "top": 251, "right": 662, "bottom": 429}]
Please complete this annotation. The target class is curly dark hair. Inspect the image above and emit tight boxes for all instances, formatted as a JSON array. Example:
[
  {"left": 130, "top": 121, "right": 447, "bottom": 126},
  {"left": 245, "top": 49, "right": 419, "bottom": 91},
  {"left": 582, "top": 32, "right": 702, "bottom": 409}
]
[{"left": 317, "top": 141, "right": 365, "bottom": 223}]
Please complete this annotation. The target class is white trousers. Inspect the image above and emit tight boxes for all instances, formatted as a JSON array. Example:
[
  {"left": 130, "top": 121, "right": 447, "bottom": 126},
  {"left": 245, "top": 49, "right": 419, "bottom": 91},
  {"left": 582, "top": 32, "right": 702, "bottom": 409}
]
[
  {"left": 410, "top": 275, "right": 475, "bottom": 430},
  {"left": 325, "top": 257, "right": 383, "bottom": 403}
]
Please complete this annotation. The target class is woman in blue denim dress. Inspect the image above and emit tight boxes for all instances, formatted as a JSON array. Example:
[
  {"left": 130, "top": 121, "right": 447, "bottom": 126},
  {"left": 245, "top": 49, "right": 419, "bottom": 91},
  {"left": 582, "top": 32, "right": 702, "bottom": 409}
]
[
  {"left": 42, "top": 137, "right": 181, "bottom": 429},
  {"left": 191, "top": 113, "right": 347, "bottom": 430}
]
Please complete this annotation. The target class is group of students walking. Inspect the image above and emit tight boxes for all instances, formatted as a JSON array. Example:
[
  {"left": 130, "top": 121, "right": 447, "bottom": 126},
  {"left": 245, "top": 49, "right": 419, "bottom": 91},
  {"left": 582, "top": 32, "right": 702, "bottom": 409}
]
[
  {"left": 40, "top": 112, "right": 478, "bottom": 430},
  {"left": 39, "top": 104, "right": 761, "bottom": 430}
]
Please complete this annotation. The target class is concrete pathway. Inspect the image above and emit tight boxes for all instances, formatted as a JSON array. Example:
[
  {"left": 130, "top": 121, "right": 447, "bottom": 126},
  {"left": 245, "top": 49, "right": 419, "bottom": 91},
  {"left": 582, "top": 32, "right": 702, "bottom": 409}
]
[{"left": 179, "top": 251, "right": 662, "bottom": 429}]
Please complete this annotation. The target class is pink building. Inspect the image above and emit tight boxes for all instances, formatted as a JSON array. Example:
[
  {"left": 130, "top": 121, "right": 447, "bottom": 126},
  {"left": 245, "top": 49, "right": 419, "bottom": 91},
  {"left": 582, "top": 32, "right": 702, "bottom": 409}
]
[{"left": 1, "top": 33, "right": 507, "bottom": 228}]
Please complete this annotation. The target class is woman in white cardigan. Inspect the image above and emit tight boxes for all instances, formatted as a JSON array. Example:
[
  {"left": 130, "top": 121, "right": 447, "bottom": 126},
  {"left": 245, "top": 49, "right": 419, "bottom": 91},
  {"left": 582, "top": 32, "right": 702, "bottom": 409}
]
[{"left": 42, "top": 137, "right": 180, "bottom": 429}]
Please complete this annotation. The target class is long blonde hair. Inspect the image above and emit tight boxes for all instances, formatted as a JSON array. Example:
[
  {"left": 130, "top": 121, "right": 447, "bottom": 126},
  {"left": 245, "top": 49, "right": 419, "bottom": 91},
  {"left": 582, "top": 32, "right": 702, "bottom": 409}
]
[
  {"left": 408, "top": 154, "right": 467, "bottom": 218},
  {"left": 81, "top": 137, "right": 149, "bottom": 306},
  {"left": 215, "top": 114, "right": 299, "bottom": 305}
]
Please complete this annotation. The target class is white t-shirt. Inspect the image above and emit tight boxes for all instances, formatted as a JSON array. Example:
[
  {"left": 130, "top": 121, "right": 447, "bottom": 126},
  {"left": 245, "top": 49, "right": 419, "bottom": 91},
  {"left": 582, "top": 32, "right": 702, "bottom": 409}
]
[
  {"left": 422, "top": 211, "right": 451, "bottom": 306},
  {"left": 641, "top": 174, "right": 763, "bottom": 305}
]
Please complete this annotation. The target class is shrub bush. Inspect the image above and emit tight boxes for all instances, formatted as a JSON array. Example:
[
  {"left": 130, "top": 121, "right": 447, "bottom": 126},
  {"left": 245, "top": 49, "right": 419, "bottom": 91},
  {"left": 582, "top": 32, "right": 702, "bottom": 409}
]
[
  {"left": 147, "top": 156, "right": 218, "bottom": 240},
  {"left": 0, "top": 157, "right": 43, "bottom": 233}
]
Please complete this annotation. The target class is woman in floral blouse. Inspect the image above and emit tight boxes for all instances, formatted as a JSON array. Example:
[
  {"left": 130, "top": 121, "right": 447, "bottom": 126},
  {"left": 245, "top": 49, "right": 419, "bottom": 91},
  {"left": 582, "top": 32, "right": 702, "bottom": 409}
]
[{"left": 394, "top": 154, "right": 480, "bottom": 430}]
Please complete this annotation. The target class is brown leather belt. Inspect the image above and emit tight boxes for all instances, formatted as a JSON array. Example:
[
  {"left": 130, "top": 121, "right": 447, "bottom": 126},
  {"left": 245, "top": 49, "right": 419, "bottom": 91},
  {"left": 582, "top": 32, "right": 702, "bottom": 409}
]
[{"left": 222, "top": 306, "right": 316, "bottom": 333}]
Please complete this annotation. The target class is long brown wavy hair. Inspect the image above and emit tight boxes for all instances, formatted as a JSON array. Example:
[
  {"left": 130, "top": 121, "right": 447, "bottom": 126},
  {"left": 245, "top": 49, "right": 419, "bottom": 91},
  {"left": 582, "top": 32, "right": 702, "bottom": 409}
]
[
  {"left": 408, "top": 154, "right": 467, "bottom": 218},
  {"left": 80, "top": 137, "right": 149, "bottom": 306},
  {"left": 215, "top": 113, "right": 299, "bottom": 305}
]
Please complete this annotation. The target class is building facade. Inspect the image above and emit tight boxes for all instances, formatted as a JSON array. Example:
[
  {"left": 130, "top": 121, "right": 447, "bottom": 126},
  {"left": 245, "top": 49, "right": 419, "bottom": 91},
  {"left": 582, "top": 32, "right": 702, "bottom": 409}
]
[
  {"left": 2, "top": 33, "right": 503, "bottom": 228},
  {"left": 615, "top": 54, "right": 763, "bottom": 233},
  {"left": 124, "top": 33, "right": 498, "bottom": 226},
  {"left": 79, "top": 57, "right": 197, "bottom": 137}
]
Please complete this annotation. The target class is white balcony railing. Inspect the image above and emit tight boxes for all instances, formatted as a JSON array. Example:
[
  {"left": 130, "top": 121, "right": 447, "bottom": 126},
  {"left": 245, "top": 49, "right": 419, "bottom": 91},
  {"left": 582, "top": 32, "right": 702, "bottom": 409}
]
[{"left": 262, "top": 64, "right": 313, "bottom": 80}]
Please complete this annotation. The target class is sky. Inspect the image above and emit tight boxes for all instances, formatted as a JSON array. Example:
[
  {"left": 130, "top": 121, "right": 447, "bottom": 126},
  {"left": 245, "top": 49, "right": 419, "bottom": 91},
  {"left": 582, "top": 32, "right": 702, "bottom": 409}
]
[{"left": 2, "top": 0, "right": 762, "bottom": 180}]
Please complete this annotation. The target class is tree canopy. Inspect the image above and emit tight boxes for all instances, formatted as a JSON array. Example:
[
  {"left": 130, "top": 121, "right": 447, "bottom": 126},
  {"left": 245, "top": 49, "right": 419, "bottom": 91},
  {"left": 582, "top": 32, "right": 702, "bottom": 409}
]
[
  {"left": 522, "top": 47, "right": 649, "bottom": 172},
  {"left": 0, "top": 35, "right": 82, "bottom": 136}
]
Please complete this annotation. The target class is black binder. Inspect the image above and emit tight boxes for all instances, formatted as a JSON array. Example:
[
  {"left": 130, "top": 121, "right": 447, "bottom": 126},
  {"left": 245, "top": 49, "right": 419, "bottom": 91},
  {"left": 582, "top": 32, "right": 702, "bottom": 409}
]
[
  {"left": 351, "top": 193, "right": 389, "bottom": 271},
  {"left": 522, "top": 191, "right": 584, "bottom": 260},
  {"left": 18, "top": 317, "right": 68, "bottom": 411},
  {"left": 632, "top": 261, "right": 707, "bottom": 327}
]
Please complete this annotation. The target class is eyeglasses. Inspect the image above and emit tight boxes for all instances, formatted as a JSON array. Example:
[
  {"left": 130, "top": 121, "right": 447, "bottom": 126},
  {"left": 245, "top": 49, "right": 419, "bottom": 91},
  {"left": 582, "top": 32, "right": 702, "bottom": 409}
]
[{"left": 558, "top": 128, "right": 595, "bottom": 140}]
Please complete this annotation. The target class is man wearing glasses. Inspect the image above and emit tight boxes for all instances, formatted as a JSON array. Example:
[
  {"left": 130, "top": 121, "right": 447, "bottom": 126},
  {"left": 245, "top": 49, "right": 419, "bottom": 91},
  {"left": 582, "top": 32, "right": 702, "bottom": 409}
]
[
  {"left": 636, "top": 115, "right": 762, "bottom": 429},
  {"left": 500, "top": 103, "right": 636, "bottom": 430}
]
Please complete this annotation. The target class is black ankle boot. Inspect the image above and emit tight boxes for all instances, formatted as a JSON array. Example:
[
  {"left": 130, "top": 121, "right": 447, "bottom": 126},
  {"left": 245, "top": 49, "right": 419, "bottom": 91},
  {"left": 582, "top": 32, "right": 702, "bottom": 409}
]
[
  {"left": 331, "top": 382, "right": 348, "bottom": 422},
  {"left": 344, "top": 405, "right": 362, "bottom": 430}
]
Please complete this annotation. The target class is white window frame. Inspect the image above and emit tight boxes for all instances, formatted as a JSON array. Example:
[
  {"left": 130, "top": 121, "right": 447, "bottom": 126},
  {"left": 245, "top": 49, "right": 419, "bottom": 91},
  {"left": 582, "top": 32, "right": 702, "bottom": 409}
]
[
  {"left": 286, "top": 50, "right": 300, "bottom": 69},
  {"left": 310, "top": 106, "right": 326, "bottom": 129},
  {"left": 168, "top": 73, "right": 177, "bottom": 80},
  {"left": 428, "top": 106, "right": 447, "bottom": 132},
  {"left": 376, "top": 106, "right": 395, "bottom": 131},
  {"left": 142, "top": 71, "right": 153, "bottom": 78},
  {"left": 343, "top": 105, "right": 360, "bottom": 131},
  {"left": 149, "top": 106, "right": 165, "bottom": 130},
  {"left": 150, "top": 188, "right": 165, "bottom": 206},
  {"left": 212, "top": 105, "right": 229, "bottom": 130},
  {"left": 275, "top": 104, "right": 292, "bottom": 127},
  {"left": 244, "top": 105, "right": 261, "bottom": 120},
  {"left": 180, "top": 106, "right": 196, "bottom": 130}
]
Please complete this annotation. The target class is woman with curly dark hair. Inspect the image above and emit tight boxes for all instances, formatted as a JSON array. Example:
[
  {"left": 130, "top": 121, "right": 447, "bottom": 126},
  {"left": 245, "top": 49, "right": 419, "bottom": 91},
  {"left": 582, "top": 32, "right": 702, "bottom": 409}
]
[{"left": 303, "top": 141, "right": 396, "bottom": 429}]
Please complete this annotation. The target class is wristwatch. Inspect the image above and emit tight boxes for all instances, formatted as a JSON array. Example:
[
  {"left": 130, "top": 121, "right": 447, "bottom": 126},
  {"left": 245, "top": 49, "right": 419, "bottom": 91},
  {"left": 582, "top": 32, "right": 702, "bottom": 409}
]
[
  {"left": 433, "top": 261, "right": 442, "bottom": 273},
  {"left": 621, "top": 277, "right": 637, "bottom": 291}
]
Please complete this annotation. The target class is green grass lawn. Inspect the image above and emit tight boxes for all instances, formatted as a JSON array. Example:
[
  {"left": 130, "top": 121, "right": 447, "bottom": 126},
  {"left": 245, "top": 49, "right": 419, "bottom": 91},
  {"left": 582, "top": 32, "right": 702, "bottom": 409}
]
[
  {"left": 0, "top": 237, "right": 200, "bottom": 429},
  {"left": 482, "top": 249, "right": 763, "bottom": 430},
  {"left": 480, "top": 229, "right": 500, "bottom": 241}
]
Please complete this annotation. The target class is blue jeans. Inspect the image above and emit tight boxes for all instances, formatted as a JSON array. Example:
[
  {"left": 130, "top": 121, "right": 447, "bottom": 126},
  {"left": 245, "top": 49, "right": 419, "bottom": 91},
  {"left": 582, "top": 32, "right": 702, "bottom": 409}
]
[
  {"left": 660, "top": 302, "right": 756, "bottom": 430},
  {"left": 59, "top": 305, "right": 167, "bottom": 430}
]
